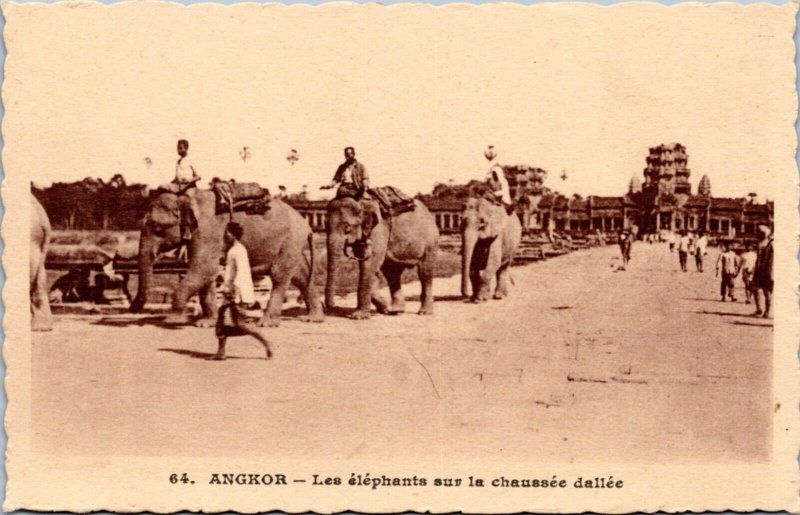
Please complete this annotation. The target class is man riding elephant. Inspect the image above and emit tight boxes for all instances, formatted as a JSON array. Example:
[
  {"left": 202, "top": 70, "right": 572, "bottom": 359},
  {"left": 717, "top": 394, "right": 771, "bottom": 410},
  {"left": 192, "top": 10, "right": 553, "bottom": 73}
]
[
  {"left": 157, "top": 139, "right": 201, "bottom": 260},
  {"left": 130, "top": 187, "right": 324, "bottom": 327},
  {"left": 484, "top": 145, "right": 513, "bottom": 213},
  {"left": 461, "top": 196, "right": 522, "bottom": 302},
  {"left": 321, "top": 146, "right": 369, "bottom": 200},
  {"left": 325, "top": 195, "right": 439, "bottom": 319}
]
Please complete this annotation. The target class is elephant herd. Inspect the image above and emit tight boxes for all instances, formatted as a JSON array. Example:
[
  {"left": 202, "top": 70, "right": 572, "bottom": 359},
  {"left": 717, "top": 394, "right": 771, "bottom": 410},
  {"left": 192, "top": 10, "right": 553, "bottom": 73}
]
[{"left": 30, "top": 189, "right": 521, "bottom": 331}]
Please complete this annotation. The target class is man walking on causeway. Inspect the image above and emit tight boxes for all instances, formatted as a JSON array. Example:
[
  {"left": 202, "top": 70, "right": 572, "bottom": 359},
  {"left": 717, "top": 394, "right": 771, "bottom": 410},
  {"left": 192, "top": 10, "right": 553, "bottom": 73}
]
[
  {"left": 677, "top": 230, "right": 692, "bottom": 272},
  {"left": 715, "top": 241, "right": 740, "bottom": 302},
  {"left": 214, "top": 222, "right": 271, "bottom": 361},
  {"left": 694, "top": 231, "right": 708, "bottom": 272},
  {"left": 751, "top": 225, "right": 774, "bottom": 318},
  {"left": 741, "top": 242, "right": 757, "bottom": 304}
]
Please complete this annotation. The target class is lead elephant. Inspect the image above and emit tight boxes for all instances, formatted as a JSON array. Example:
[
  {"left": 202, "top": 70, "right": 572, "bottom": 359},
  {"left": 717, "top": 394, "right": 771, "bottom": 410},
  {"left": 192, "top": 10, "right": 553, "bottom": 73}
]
[
  {"left": 129, "top": 189, "right": 324, "bottom": 327},
  {"left": 31, "top": 195, "right": 53, "bottom": 331},
  {"left": 325, "top": 197, "right": 439, "bottom": 319},
  {"left": 461, "top": 197, "right": 522, "bottom": 301}
]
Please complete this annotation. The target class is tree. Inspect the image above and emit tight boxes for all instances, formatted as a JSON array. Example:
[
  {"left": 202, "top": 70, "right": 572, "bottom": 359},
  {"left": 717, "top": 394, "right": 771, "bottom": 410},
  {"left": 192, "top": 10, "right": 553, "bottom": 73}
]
[
  {"left": 35, "top": 176, "right": 150, "bottom": 230},
  {"left": 286, "top": 149, "right": 299, "bottom": 166},
  {"left": 240, "top": 147, "right": 252, "bottom": 163}
]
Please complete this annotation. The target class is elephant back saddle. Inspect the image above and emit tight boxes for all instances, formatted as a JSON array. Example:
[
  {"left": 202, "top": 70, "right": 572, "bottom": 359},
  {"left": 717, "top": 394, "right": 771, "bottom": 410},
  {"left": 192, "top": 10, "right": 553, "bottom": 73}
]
[
  {"left": 368, "top": 186, "right": 416, "bottom": 218},
  {"left": 212, "top": 181, "right": 271, "bottom": 215}
]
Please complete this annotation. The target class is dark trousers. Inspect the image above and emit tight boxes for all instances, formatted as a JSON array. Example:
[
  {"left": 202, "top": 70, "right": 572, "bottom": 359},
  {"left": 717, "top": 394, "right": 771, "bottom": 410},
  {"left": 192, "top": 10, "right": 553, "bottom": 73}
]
[
  {"left": 720, "top": 273, "right": 736, "bottom": 299},
  {"left": 335, "top": 183, "right": 365, "bottom": 200},
  {"left": 678, "top": 251, "right": 688, "bottom": 271},
  {"left": 215, "top": 302, "right": 270, "bottom": 359},
  {"left": 695, "top": 252, "right": 704, "bottom": 272},
  {"left": 742, "top": 271, "right": 754, "bottom": 301}
]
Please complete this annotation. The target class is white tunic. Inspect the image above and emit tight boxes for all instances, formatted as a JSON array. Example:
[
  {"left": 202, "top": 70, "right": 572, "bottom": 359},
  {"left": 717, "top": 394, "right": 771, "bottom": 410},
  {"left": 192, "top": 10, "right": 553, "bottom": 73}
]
[
  {"left": 175, "top": 156, "right": 198, "bottom": 183},
  {"left": 224, "top": 241, "right": 255, "bottom": 304},
  {"left": 486, "top": 162, "right": 512, "bottom": 204},
  {"left": 694, "top": 235, "right": 708, "bottom": 255}
]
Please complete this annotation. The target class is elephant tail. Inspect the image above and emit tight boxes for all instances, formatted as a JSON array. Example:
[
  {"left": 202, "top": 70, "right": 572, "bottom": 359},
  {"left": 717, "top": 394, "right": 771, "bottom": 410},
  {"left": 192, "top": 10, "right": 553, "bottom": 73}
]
[{"left": 307, "top": 231, "right": 315, "bottom": 289}]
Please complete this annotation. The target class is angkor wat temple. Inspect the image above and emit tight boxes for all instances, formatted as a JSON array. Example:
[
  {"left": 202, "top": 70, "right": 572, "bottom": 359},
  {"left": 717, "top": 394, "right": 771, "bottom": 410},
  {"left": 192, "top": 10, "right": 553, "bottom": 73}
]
[{"left": 289, "top": 143, "right": 774, "bottom": 238}]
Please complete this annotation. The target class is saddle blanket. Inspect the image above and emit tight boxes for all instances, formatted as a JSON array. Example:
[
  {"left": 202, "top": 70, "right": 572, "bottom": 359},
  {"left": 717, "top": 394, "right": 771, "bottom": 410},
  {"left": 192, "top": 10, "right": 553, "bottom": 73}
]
[
  {"left": 213, "top": 181, "right": 271, "bottom": 215},
  {"left": 369, "top": 186, "right": 416, "bottom": 217}
]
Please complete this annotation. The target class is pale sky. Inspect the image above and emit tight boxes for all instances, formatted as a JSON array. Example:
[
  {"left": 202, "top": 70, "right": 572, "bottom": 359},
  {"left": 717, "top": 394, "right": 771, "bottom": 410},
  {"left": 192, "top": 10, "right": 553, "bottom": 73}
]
[{"left": 5, "top": 2, "right": 796, "bottom": 201}]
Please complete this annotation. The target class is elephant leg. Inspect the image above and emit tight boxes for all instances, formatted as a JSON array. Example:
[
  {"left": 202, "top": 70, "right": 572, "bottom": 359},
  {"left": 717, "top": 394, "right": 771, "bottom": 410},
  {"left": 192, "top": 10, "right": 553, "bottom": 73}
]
[
  {"left": 297, "top": 246, "right": 325, "bottom": 323},
  {"left": 171, "top": 268, "right": 215, "bottom": 323},
  {"left": 194, "top": 283, "right": 217, "bottom": 327},
  {"left": 352, "top": 267, "right": 381, "bottom": 319},
  {"left": 358, "top": 271, "right": 387, "bottom": 318},
  {"left": 31, "top": 259, "right": 53, "bottom": 332},
  {"left": 353, "top": 244, "right": 387, "bottom": 320},
  {"left": 469, "top": 265, "right": 482, "bottom": 302},
  {"left": 417, "top": 250, "right": 435, "bottom": 316},
  {"left": 261, "top": 263, "right": 295, "bottom": 328},
  {"left": 381, "top": 261, "right": 405, "bottom": 314},
  {"left": 494, "top": 263, "right": 511, "bottom": 299},
  {"left": 470, "top": 241, "right": 493, "bottom": 302},
  {"left": 477, "top": 242, "right": 502, "bottom": 301},
  {"left": 292, "top": 273, "right": 325, "bottom": 323}
]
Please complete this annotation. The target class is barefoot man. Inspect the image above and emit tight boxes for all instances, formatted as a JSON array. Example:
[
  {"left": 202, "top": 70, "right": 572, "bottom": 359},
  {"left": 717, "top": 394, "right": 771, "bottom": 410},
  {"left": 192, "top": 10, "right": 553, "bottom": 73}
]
[
  {"left": 214, "top": 222, "right": 271, "bottom": 360},
  {"left": 751, "top": 225, "right": 774, "bottom": 318}
]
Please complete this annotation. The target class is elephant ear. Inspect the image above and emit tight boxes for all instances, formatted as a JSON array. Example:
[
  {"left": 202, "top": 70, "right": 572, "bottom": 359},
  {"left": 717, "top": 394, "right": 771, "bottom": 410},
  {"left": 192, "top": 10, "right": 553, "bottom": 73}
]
[
  {"left": 149, "top": 193, "right": 182, "bottom": 228},
  {"left": 360, "top": 200, "right": 382, "bottom": 239}
]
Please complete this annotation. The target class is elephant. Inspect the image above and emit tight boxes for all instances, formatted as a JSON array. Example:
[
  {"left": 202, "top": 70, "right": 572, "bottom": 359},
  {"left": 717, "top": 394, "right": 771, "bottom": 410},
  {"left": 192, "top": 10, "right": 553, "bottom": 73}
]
[
  {"left": 31, "top": 195, "right": 53, "bottom": 331},
  {"left": 461, "top": 197, "right": 522, "bottom": 302},
  {"left": 325, "top": 197, "right": 439, "bottom": 319},
  {"left": 129, "top": 189, "right": 324, "bottom": 327}
]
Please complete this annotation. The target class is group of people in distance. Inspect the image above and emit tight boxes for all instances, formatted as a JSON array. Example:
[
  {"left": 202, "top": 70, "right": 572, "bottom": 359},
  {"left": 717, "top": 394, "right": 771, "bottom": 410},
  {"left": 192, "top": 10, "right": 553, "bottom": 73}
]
[
  {"left": 674, "top": 229, "right": 709, "bottom": 272},
  {"left": 714, "top": 226, "right": 773, "bottom": 318},
  {"left": 657, "top": 226, "right": 773, "bottom": 318}
]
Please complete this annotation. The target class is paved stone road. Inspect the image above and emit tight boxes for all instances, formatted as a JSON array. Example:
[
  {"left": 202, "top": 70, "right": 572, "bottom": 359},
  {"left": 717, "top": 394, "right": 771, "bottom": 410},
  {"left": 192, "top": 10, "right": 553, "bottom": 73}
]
[{"left": 31, "top": 242, "right": 772, "bottom": 462}]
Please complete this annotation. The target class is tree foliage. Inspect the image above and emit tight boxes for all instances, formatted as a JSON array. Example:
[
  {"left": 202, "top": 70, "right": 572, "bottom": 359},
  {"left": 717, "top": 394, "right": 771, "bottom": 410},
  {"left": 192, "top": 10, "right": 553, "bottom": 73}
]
[{"left": 33, "top": 177, "right": 149, "bottom": 230}]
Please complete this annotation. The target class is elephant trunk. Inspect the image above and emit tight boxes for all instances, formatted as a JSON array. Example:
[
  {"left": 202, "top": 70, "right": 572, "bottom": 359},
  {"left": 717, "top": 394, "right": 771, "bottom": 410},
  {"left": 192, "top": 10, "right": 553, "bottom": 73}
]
[
  {"left": 462, "top": 225, "right": 477, "bottom": 298},
  {"left": 325, "top": 231, "right": 345, "bottom": 309},
  {"left": 130, "top": 223, "right": 158, "bottom": 313}
]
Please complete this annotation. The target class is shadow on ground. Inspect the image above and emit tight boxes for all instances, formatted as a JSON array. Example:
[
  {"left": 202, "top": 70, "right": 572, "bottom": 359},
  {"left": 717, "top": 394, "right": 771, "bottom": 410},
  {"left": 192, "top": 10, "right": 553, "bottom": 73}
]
[
  {"left": 405, "top": 294, "right": 467, "bottom": 303},
  {"left": 91, "top": 316, "right": 186, "bottom": 330},
  {"left": 729, "top": 320, "right": 773, "bottom": 328},
  {"left": 158, "top": 348, "right": 268, "bottom": 361},
  {"left": 696, "top": 309, "right": 755, "bottom": 318}
]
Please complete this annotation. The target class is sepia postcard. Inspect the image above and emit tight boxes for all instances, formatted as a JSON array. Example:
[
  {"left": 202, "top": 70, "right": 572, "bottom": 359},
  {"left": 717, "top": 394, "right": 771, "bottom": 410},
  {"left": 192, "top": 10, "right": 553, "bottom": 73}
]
[{"left": 3, "top": 1, "right": 798, "bottom": 512}]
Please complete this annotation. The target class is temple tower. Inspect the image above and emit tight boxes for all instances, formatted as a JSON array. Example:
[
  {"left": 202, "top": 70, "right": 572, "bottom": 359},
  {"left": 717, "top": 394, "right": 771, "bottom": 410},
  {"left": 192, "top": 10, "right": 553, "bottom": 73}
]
[
  {"left": 642, "top": 143, "right": 692, "bottom": 199},
  {"left": 698, "top": 174, "right": 711, "bottom": 197}
]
